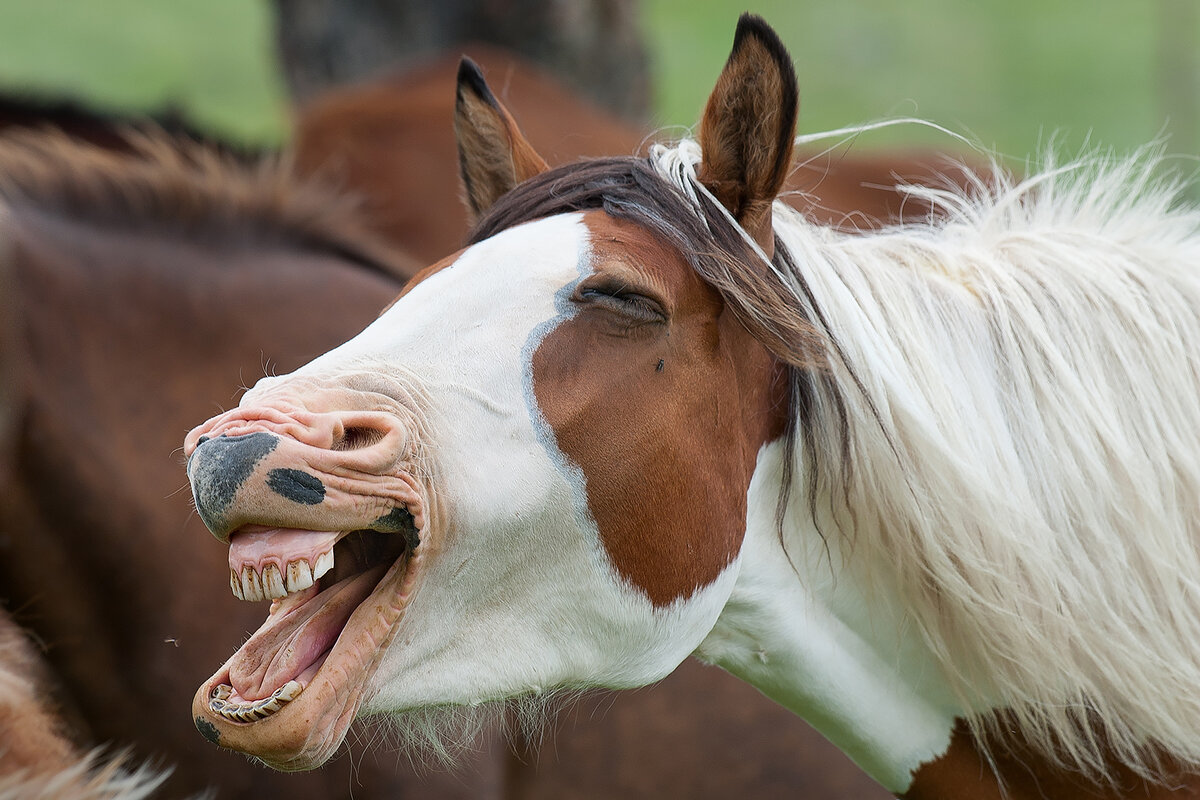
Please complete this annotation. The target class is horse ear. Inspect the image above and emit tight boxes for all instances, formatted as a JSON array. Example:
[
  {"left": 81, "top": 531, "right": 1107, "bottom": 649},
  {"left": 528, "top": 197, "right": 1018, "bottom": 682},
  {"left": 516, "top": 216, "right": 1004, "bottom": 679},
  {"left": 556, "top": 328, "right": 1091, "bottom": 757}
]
[
  {"left": 454, "top": 57, "right": 550, "bottom": 222},
  {"left": 697, "top": 14, "right": 798, "bottom": 255}
]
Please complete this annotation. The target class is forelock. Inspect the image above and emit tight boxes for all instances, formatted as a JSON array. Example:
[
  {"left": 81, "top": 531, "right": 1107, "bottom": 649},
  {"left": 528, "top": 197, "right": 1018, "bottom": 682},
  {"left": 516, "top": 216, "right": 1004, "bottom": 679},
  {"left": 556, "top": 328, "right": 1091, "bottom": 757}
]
[{"left": 468, "top": 155, "right": 827, "bottom": 372}]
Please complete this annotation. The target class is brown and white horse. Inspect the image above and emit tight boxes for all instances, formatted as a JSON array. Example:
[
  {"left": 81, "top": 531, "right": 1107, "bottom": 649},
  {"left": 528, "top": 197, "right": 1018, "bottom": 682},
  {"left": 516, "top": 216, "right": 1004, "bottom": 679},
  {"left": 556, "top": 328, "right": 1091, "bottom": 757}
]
[
  {"left": 0, "top": 101, "right": 885, "bottom": 798},
  {"left": 7, "top": 122, "right": 811, "bottom": 800},
  {"left": 184, "top": 15, "right": 1200, "bottom": 798}
]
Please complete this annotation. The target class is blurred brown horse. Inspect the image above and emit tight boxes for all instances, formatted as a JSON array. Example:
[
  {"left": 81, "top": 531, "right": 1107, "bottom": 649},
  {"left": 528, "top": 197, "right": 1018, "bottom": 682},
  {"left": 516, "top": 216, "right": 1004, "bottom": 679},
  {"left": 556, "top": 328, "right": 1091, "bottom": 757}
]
[
  {"left": 295, "top": 45, "right": 973, "bottom": 263},
  {"left": 0, "top": 48, "right": 972, "bottom": 798},
  {"left": 0, "top": 132, "right": 472, "bottom": 798},
  {"left": 0, "top": 607, "right": 169, "bottom": 799}
]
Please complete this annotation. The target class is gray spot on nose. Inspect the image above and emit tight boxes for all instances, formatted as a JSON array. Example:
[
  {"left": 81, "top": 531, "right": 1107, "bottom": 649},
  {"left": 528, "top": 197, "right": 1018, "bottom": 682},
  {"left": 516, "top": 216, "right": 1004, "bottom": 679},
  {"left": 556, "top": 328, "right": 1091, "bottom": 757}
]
[
  {"left": 266, "top": 468, "right": 326, "bottom": 505},
  {"left": 189, "top": 432, "right": 278, "bottom": 535}
]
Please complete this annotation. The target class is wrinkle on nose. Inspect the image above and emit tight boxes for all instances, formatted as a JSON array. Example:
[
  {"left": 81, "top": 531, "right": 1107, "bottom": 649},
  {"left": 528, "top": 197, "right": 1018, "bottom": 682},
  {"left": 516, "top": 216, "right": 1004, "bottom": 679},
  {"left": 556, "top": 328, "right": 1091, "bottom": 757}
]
[
  {"left": 287, "top": 411, "right": 344, "bottom": 450},
  {"left": 186, "top": 406, "right": 338, "bottom": 451},
  {"left": 188, "top": 403, "right": 412, "bottom": 477}
]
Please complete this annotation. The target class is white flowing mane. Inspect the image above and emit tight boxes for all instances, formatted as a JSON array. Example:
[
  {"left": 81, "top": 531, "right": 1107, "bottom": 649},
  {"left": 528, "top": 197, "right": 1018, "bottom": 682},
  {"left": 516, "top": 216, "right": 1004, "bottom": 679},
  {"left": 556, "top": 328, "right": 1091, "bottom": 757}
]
[
  {"left": 0, "top": 750, "right": 168, "bottom": 800},
  {"left": 652, "top": 136, "right": 1200, "bottom": 778}
]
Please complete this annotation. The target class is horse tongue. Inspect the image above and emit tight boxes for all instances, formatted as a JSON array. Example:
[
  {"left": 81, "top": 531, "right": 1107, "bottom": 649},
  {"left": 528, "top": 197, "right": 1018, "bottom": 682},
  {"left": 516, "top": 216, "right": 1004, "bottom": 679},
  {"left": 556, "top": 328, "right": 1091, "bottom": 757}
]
[
  {"left": 228, "top": 526, "right": 342, "bottom": 574},
  {"left": 228, "top": 566, "right": 387, "bottom": 701}
]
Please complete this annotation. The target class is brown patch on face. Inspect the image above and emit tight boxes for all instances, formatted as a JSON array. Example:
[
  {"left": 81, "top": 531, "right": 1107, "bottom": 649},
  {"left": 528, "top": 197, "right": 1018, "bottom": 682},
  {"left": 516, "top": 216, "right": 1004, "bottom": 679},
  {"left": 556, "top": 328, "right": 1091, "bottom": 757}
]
[
  {"left": 905, "top": 720, "right": 1200, "bottom": 800},
  {"left": 531, "top": 212, "right": 788, "bottom": 606}
]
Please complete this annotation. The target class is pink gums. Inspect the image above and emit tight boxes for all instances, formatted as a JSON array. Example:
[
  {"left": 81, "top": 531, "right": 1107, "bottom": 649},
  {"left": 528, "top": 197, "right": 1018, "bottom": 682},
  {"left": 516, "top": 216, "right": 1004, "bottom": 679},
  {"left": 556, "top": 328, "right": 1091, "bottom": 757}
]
[{"left": 229, "top": 526, "right": 342, "bottom": 574}]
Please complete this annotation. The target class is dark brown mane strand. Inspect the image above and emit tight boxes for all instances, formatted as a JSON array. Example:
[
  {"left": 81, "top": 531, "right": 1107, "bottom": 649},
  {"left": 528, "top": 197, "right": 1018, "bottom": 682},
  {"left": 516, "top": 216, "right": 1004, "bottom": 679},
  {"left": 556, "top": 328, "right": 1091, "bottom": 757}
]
[
  {"left": 0, "top": 128, "right": 416, "bottom": 280},
  {"left": 470, "top": 156, "right": 826, "bottom": 369}
]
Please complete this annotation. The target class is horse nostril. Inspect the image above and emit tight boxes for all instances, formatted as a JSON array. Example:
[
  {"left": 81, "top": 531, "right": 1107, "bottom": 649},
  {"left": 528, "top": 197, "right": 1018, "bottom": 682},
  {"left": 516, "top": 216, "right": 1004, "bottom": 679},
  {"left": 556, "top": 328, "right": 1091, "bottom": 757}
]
[{"left": 333, "top": 426, "right": 386, "bottom": 452}]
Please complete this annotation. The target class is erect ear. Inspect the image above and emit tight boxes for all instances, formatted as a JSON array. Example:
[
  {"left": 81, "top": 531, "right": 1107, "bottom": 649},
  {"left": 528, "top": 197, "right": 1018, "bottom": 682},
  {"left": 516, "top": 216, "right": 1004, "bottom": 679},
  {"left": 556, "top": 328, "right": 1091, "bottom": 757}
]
[
  {"left": 697, "top": 14, "right": 798, "bottom": 256},
  {"left": 454, "top": 57, "right": 550, "bottom": 223}
]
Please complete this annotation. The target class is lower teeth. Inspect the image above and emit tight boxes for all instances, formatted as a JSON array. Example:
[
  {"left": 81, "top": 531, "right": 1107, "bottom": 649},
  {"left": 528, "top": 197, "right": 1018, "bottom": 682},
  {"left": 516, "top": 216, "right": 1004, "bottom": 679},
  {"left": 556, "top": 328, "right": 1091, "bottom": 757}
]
[{"left": 209, "top": 679, "right": 302, "bottom": 722}]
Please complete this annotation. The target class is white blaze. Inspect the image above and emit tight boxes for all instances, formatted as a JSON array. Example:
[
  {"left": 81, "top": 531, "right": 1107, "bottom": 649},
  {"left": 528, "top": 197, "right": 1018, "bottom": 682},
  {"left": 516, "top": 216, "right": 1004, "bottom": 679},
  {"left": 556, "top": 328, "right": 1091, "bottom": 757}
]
[{"left": 248, "top": 214, "right": 738, "bottom": 714}]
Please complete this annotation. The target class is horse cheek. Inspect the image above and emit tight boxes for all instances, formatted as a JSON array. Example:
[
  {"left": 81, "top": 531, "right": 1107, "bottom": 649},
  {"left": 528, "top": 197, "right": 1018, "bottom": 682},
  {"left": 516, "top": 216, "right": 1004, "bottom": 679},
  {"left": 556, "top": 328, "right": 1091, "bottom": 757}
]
[{"left": 530, "top": 316, "right": 745, "bottom": 606}]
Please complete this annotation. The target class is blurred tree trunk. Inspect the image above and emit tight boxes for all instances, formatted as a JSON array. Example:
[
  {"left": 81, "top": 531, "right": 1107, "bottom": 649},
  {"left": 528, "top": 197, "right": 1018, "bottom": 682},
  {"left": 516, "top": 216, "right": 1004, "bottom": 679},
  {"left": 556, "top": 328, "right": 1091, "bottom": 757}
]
[
  {"left": 271, "top": 0, "right": 649, "bottom": 122},
  {"left": 1157, "top": 0, "right": 1199, "bottom": 157}
]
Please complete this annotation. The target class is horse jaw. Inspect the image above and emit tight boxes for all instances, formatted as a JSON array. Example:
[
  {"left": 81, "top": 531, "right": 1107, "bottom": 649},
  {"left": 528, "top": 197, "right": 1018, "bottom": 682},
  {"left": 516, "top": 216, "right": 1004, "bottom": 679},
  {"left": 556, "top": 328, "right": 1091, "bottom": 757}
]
[
  {"left": 191, "top": 545, "right": 422, "bottom": 770},
  {"left": 188, "top": 213, "right": 737, "bottom": 768}
]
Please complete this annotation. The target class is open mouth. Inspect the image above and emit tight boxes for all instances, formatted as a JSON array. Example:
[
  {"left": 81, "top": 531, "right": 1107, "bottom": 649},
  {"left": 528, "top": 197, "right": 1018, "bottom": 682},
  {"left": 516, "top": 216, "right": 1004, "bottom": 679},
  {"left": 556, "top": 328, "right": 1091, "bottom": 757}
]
[{"left": 194, "top": 510, "right": 423, "bottom": 766}]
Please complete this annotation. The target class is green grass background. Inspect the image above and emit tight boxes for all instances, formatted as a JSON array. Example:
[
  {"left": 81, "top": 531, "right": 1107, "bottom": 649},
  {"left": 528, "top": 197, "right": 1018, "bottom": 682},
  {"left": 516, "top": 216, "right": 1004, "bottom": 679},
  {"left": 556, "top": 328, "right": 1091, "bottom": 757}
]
[
  {"left": 0, "top": 0, "right": 288, "bottom": 144},
  {"left": 0, "top": 0, "right": 1194, "bottom": 162},
  {"left": 645, "top": 1, "right": 1197, "bottom": 160}
]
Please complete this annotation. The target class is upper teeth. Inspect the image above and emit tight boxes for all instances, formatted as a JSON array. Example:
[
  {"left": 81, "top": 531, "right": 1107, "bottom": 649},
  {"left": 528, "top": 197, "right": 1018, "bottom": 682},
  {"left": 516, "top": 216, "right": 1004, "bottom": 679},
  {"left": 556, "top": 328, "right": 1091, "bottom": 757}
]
[{"left": 231, "top": 551, "right": 334, "bottom": 602}]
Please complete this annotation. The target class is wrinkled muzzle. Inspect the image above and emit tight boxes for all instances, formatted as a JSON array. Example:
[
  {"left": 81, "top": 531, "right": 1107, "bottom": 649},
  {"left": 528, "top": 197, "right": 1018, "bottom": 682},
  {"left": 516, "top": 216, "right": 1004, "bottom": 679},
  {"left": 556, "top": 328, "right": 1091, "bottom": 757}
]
[
  {"left": 182, "top": 387, "right": 430, "bottom": 770},
  {"left": 187, "top": 429, "right": 420, "bottom": 544},
  {"left": 186, "top": 396, "right": 425, "bottom": 542}
]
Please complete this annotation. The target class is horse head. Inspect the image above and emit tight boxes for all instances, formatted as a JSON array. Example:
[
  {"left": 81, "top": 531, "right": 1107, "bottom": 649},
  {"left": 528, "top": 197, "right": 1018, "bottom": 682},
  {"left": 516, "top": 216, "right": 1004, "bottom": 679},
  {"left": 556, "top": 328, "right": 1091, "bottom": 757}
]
[
  {"left": 183, "top": 13, "right": 1200, "bottom": 798},
  {"left": 183, "top": 13, "right": 804, "bottom": 772}
]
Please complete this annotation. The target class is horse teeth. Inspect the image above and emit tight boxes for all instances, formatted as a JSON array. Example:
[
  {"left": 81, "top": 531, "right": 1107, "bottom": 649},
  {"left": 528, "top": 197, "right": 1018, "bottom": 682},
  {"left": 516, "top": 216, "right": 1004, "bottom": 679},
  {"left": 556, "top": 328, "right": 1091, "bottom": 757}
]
[
  {"left": 207, "top": 681, "right": 302, "bottom": 723},
  {"left": 276, "top": 680, "right": 302, "bottom": 702},
  {"left": 286, "top": 559, "right": 314, "bottom": 593},
  {"left": 262, "top": 564, "right": 286, "bottom": 600},
  {"left": 241, "top": 566, "right": 263, "bottom": 602},
  {"left": 232, "top": 558, "right": 321, "bottom": 602},
  {"left": 312, "top": 550, "right": 334, "bottom": 581}
]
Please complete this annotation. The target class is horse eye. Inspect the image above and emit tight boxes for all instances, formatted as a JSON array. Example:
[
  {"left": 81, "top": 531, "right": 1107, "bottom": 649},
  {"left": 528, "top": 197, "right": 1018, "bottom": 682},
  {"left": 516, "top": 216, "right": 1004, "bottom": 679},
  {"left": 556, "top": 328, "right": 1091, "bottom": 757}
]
[{"left": 577, "top": 285, "right": 666, "bottom": 324}]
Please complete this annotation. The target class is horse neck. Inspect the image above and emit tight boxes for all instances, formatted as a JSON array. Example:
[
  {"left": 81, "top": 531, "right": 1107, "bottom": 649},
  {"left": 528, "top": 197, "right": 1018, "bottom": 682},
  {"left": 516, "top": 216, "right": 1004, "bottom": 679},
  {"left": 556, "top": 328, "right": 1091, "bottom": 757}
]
[
  {"left": 689, "top": 217, "right": 973, "bottom": 793},
  {"left": 695, "top": 194, "right": 1200, "bottom": 796},
  {"left": 694, "top": 438, "right": 963, "bottom": 795},
  {"left": 695, "top": 439, "right": 1200, "bottom": 799}
]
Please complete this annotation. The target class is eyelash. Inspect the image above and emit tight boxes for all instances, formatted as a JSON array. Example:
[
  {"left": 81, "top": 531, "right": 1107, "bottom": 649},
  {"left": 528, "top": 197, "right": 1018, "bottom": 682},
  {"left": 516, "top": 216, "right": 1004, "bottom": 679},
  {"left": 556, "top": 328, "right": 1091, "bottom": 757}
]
[{"left": 578, "top": 286, "right": 666, "bottom": 324}]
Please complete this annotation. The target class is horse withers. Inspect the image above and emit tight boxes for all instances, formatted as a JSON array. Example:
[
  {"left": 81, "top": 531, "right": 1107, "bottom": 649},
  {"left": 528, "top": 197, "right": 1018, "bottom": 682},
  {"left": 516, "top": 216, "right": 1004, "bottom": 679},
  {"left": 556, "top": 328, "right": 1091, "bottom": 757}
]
[{"left": 185, "top": 15, "right": 1200, "bottom": 798}]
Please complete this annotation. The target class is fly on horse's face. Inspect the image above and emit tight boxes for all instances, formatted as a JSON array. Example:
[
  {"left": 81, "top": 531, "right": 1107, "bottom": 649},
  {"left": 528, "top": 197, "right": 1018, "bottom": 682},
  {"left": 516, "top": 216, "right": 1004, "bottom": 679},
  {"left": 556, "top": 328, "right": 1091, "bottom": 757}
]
[{"left": 184, "top": 15, "right": 798, "bottom": 771}]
